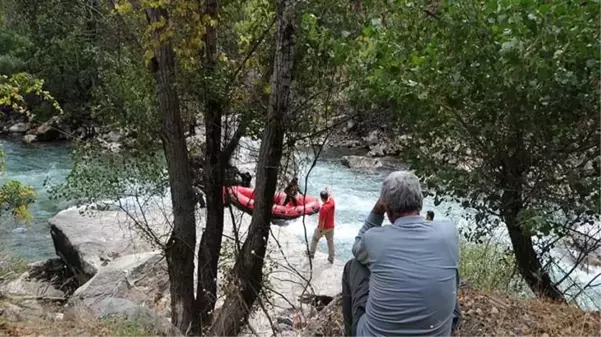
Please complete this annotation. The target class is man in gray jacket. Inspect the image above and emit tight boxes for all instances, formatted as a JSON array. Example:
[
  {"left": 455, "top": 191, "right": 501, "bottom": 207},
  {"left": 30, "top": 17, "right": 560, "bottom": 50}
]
[{"left": 342, "top": 171, "right": 461, "bottom": 336}]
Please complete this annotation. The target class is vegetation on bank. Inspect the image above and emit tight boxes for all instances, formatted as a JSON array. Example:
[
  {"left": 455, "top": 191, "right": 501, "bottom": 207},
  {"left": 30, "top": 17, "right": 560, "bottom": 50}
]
[{"left": 0, "top": 314, "right": 156, "bottom": 337}]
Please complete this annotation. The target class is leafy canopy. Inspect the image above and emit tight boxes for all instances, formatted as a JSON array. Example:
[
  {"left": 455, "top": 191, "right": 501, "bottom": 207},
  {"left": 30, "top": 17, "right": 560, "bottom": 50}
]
[{"left": 350, "top": 0, "right": 600, "bottom": 239}]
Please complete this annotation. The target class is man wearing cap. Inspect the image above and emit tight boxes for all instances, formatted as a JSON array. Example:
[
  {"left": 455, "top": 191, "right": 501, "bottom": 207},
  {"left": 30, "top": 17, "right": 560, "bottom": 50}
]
[{"left": 307, "top": 187, "right": 336, "bottom": 263}]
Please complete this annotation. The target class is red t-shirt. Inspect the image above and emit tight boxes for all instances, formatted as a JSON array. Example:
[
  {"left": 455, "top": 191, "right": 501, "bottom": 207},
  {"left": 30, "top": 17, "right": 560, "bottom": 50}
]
[{"left": 319, "top": 198, "right": 335, "bottom": 229}]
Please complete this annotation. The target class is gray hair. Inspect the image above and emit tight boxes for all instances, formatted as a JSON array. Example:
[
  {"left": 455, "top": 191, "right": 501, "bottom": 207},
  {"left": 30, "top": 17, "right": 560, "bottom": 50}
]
[{"left": 380, "top": 171, "right": 423, "bottom": 215}]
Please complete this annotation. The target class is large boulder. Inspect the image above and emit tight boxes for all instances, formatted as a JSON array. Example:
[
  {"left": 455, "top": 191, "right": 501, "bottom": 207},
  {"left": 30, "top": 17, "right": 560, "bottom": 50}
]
[
  {"left": 23, "top": 134, "right": 37, "bottom": 144},
  {"left": 340, "top": 155, "right": 402, "bottom": 171},
  {"left": 8, "top": 122, "right": 30, "bottom": 134},
  {"left": 28, "top": 116, "right": 64, "bottom": 142},
  {"left": 341, "top": 155, "right": 383, "bottom": 170},
  {"left": 48, "top": 199, "right": 344, "bottom": 336},
  {"left": 49, "top": 202, "right": 169, "bottom": 284},
  {"left": 70, "top": 252, "right": 169, "bottom": 317}
]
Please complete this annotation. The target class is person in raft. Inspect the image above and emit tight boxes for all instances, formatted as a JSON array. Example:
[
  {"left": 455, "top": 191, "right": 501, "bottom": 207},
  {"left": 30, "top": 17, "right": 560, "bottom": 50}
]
[
  {"left": 426, "top": 210, "right": 435, "bottom": 221},
  {"left": 307, "top": 187, "right": 336, "bottom": 263},
  {"left": 342, "top": 171, "right": 462, "bottom": 336},
  {"left": 282, "top": 177, "right": 300, "bottom": 206}
]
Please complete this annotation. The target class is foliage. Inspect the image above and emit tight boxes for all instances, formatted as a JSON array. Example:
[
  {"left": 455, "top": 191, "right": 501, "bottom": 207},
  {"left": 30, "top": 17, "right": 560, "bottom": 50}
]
[
  {"left": 459, "top": 240, "right": 528, "bottom": 296},
  {"left": 5, "top": 0, "right": 101, "bottom": 122},
  {"left": 92, "top": 47, "right": 159, "bottom": 147},
  {"left": 354, "top": 0, "right": 600, "bottom": 233},
  {"left": 0, "top": 246, "right": 29, "bottom": 280},
  {"left": 0, "top": 30, "right": 32, "bottom": 75},
  {"left": 101, "top": 317, "right": 155, "bottom": 336},
  {"left": 49, "top": 144, "right": 168, "bottom": 205},
  {"left": 349, "top": 0, "right": 599, "bottom": 297},
  {"left": 0, "top": 72, "right": 62, "bottom": 119}
]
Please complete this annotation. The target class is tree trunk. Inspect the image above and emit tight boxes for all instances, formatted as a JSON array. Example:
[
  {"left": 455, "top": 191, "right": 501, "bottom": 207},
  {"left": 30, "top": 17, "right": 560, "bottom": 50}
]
[
  {"left": 209, "top": 0, "right": 296, "bottom": 334},
  {"left": 145, "top": 8, "right": 198, "bottom": 334},
  {"left": 501, "top": 189, "right": 565, "bottom": 301},
  {"left": 196, "top": 0, "right": 224, "bottom": 328}
]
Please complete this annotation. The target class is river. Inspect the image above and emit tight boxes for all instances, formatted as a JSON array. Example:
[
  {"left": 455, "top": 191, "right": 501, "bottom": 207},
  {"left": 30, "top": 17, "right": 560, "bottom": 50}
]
[
  {"left": 0, "top": 139, "right": 466, "bottom": 261},
  {"left": 0, "top": 138, "right": 73, "bottom": 260},
  {"left": 0, "top": 139, "right": 599, "bottom": 309}
]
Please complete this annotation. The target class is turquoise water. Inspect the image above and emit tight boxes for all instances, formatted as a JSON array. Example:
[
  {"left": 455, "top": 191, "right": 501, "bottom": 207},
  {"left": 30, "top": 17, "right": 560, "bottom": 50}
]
[
  {"left": 0, "top": 138, "right": 73, "bottom": 260},
  {"left": 0, "top": 140, "right": 464, "bottom": 262},
  {"left": 287, "top": 151, "right": 468, "bottom": 260}
]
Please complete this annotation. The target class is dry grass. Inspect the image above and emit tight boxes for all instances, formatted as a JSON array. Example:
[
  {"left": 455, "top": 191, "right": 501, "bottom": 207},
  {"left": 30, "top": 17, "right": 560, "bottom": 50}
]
[
  {"left": 0, "top": 316, "right": 155, "bottom": 337},
  {"left": 305, "top": 288, "right": 601, "bottom": 337},
  {"left": 456, "top": 287, "right": 600, "bottom": 336}
]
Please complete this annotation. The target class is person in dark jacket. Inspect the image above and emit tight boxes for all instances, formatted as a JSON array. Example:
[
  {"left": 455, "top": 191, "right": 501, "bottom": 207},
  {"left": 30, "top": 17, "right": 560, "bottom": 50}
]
[{"left": 283, "top": 177, "right": 299, "bottom": 206}]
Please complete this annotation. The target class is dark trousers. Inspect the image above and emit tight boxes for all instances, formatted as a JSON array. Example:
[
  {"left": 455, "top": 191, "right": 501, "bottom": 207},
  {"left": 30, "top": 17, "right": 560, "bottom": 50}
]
[
  {"left": 342, "top": 259, "right": 370, "bottom": 336},
  {"left": 341, "top": 258, "right": 463, "bottom": 337}
]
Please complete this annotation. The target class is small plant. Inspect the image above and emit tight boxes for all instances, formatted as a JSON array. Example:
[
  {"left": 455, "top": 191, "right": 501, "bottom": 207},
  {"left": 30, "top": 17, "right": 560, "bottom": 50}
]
[
  {"left": 102, "top": 317, "right": 155, "bottom": 336},
  {"left": 459, "top": 240, "right": 528, "bottom": 296},
  {"left": 0, "top": 247, "right": 28, "bottom": 281}
]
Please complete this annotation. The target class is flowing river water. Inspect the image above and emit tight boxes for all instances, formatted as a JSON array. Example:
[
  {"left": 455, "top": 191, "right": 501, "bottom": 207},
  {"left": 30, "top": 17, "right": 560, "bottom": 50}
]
[{"left": 0, "top": 139, "right": 599, "bottom": 309}]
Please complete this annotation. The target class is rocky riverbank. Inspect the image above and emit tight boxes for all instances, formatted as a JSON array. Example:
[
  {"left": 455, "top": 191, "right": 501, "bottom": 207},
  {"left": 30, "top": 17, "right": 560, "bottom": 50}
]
[{"left": 1, "top": 197, "right": 343, "bottom": 336}]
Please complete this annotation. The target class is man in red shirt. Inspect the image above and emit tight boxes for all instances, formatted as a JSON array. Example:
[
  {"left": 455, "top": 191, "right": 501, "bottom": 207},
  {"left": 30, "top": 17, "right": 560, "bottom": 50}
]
[{"left": 308, "top": 187, "right": 336, "bottom": 263}]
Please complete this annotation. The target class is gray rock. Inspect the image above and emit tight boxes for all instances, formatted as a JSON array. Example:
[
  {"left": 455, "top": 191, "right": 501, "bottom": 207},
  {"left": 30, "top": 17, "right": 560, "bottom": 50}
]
[
  {"left": 9, "top": 122, "right": 30, "bottom": 133},
  {"left": 84, "top": 297, "right": 180, "bottom": 336},
  {"left": 105, "top": 130, "right": 124, "bottom": 143},
  {"left": 22, "top": 134, "right": 37, "bottom": 144},
  {"left": 341, "top": 155, "right": 383, "bottom": 170},
  {"left": 71, "top": 252, "right": 169, "bottom": 316},
  {"left": 0, "top": 297, "right": 50, "bottom": 322},
  {"left": 0, "top": 271, "right": 65, "bottom": 299},
  {"left": 363, "top": 130, "right": 381, "bottom": 146},
  {"left": 341, "top": 155, "right": 402, "bottom": 171},
  {"left": 28, "top": 116, "right": 64, "bottom": 142},
  {"left": 49, "top": 205, "right": 168, "bottom": 284},
  {"left": 0, "top": 258, "right": 74, "bottom": 299},
  {"left": 368, "top": 143, "right": 387, "bottom": 157}
]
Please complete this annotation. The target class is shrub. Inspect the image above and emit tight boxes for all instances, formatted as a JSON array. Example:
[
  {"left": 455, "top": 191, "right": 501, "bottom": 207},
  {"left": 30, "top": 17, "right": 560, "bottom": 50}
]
[{"left": 459, "top": 240, "right": 530, "bottom": 297}]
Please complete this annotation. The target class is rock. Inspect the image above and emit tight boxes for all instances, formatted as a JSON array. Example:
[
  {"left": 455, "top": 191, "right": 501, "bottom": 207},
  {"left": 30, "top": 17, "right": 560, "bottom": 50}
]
[
  {"left": 341, "top": 155, "right": 383, "bottom": 170},
  {"left": 0, "top": 258, "right": 75, "bottom": 299},
  {"left": 104, "top": 130, "right": 124, "bottom": 143},
  {"left": 75, "top": 297, "right": 181, "bottom": 336},
  {"left": 0, "top": 298, "right": 49, "bottom": 322},
  {"left": 367, "top": 143, "right": 387, "bottom": 157},
  {"left": 23, "top": 134, "right": 37, "bottom": 144},
  {"left": 9, "top": 122, "right": 30, "bottom": 133},
  {"left": 0, "top": 272, "right": 64, "bottom": 299},
  {"left": 31, "top": 116, "right": 63, "bottom": 142},
  {"left": 363, "top": 130, "right": 381, "bottom": 146},
  {"left": 48, "top": 200, "right": 342, "bottom": 336},
  {"left": 71, "top": 252, "right": 169, "bottom": 316},
  {"left": 97, "top": 138, "right": 121, "bottom": 153},
  {"left": 49, "top": 204, "right": 168, "bottom": 284}
]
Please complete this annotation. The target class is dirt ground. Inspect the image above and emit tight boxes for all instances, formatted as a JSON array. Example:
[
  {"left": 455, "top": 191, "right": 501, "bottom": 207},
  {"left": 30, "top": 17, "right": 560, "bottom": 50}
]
[{"left": 307, "top": 288, "right": 601, "bottom": 337}]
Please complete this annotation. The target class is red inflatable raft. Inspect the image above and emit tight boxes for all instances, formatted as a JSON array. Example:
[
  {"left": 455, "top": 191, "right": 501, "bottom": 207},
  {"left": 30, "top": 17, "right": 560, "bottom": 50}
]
[{"left": 225, "top": 186, "right": 320, "bottom": 220}]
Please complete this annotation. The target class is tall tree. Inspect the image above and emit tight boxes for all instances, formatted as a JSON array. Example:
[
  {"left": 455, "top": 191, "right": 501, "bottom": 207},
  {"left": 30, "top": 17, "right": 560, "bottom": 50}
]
[
  {"left": 196, "top": 0, "right": 226, "bottom": 327},
  {"left": 211, "top": 0, "right": 297, "bottom": 333},
  {"left": 145, "top": 6, "right": 198, "bottom": 333},
  {"left": 350, "top": 0, "right": 600, "bottom": 300}
]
